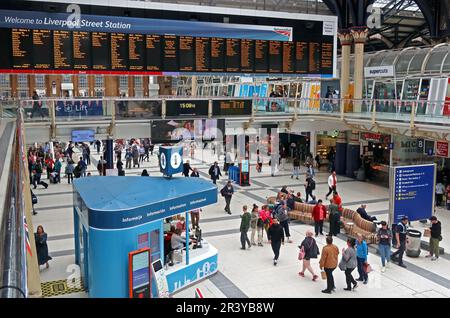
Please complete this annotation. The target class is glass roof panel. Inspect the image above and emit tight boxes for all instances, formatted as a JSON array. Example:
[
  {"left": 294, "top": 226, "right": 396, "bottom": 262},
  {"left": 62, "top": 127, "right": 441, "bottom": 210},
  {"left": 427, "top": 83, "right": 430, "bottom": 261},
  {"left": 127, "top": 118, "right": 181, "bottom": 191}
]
[
  {"left": 407, "top": 48, "right": 429, "bottom": 74},
  {"left": 424, "top": 46, "right": 450, "bottom": 73},
  {"left": 395, "top": 49, "right": 417, "bottom": 74}
]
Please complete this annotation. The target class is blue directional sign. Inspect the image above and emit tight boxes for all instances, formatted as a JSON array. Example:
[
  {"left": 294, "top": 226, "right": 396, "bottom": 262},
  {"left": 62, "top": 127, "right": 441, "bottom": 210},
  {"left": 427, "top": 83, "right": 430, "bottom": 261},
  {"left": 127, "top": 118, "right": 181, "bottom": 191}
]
[
  {"left": 159, "top": 146, "right": 183, "bottom": 177},
  {"left": 393, "top": 164, "right": 435, "bottom": 222}
]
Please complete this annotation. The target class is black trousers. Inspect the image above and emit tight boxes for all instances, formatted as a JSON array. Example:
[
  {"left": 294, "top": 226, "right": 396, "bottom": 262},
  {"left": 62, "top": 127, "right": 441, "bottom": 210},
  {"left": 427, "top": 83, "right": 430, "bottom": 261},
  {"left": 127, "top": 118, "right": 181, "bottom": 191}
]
[
  {"left": 345, "top": 267, "right": 357, "bottom": 289},
  {"left": 329, "top": 213, "right": 340, "bottom": 236},
  {"left": 324, "top": 267, "right": 335, "bottom": 291},
  {"left": 391, "top": 240, "right": 406, "bottom": 264},
  {"left": 305, "top": 188, "right": 314, "bottom": 202},
  {"left": 67, "top": 173, "right": 73, "bottom": 184},
  {"left": 224, "top": 195, "right": 232, "bottom": 212},
  {"left": 271, "top": 240, "right": 281, "bottom": 260},
  {"left": 280, "top": 220, "right": 290, "bottom": 238},
  {"left": 326, "top": 186, "right": 336, "bottom": 197},
  {"left": 240, "top": 231, "right": 251, "bottom": 249},
  {"left": 314, "top": 220, "right": 324, "bottom": 235}
]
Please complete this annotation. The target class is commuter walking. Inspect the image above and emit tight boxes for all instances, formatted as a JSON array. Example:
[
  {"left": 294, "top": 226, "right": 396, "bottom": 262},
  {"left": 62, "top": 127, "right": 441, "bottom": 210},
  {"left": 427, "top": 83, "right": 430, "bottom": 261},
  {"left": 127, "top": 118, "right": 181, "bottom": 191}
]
[
  {"left": 291, "top": 156, "right": 301, "bottom": 180},
  {"left": 315, "top": 153, "right": 321, "bottom": 170},
  {"left": 339, "top": 238, "right": 358, "bottom": 291},
  {"left": 78, "top": 157, "right": 87, "bottom": 177},
  {"left": 328, "top": 199, "right": 341, "bottom": 236},
  {"left": 377, "top": 221, "right": 392, "bottom": 272},
  {"left": 95, "top": 140, "right": 101, "bottom": 154},
  {"left": 139, "top": 146, "right": 145, "bottom": 164},
  {"left": 268, "top": 218, "right": 285, "bottom": 266},
  {"left": 435, "top": 182, "right": 445, "bottom": 207},
  {"left": 31, "top": 90, "right": 45, "bottom": 118},
  {"left": 143, "top": 143, "right": 150, "bottom": 162},
  {"left": 325, "top": 171, "right": 337, "bottom": 199},
  {"left": 312, "top": 200, "right": 327, "bottom": 237},
  {"left": 305, "top": 163, "right": 315, "bottom": 178},
  {"left": 319, "top": 236, "right": 339, "bottom": 294},
  {"left": 97, "top": 156, "right": 107, "bottom": 176},
  {"left": 125, "top": 148, "right": 132, "bottom": 169},
  {"left": 65, "top": 160, "right": 74, "bottom": 184},
  {"left": 298, "top": 230, "right": 320, "bottom": 281},
  {"left": 220, "top": 181, "right": 234, "bottom": 215},
  {"left": 35, "top": 225, "right": 52, "bottom": 269},
  {"left": 259, "top": 205, "right": 272, "bottom": 242},
  {"left": 274, "top": 203, "right": 293, "bottom": 243},
  {"left": 426, "top": 216, "right": 442, "bottom": 261},
  {"left": 356, "top": 234, "right": 369, "bottom": 284},
  {"left": 117, "top": 158, "right": 124, "bottom": 175},
  {"left": 132, "top": 144, "right": 140, "bottom": 168},
  {"left": 208, "top": 161, "right": 222, "bottom": 184},
  {"left": 304, "top": 175, "right": 316, "bottom": 202},
  {"left": 53, "top": 158, "right": 62, "bottom": 183},
  {"left": 45, "top": 155, "right": 54, "bottom": 181},
  {"left": 82, "top": 144, "right": 91, "bottom": 166},
  {"left": 391, "top": 216, "right": 408, "bottom": 268},
  {"left": 250, "top": 204, "right": 259, "bottom": 246},
  {"left": 183, "top": 160, "right": 193, "bottom": 177},
  {"left": 239, "top": 205, "right": 252, "bottom": 250}
]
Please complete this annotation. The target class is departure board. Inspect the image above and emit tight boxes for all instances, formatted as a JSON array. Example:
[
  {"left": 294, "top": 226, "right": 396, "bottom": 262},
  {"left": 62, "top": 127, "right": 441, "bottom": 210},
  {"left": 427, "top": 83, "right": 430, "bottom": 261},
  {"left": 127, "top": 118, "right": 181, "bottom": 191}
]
[
  {"left": 12, "top": 28, "right": 32, "bottom": 69},
  {"left": 0, "top": 29, "right": 11, "bottom": 69},
  {"left": 179, "top": 36, "right": 195, "bottom": 72},
  {"left": 321, "top": 42, "right": 333, "bottom": 74},
  {"left": 32, "top": 29, "right": 52, "bottom": 69},
  {"left": 162, "top": 35, "right": 178, "bottom": 71},
  {"left": 73, "top": 31, "right": 91, "bottom": 70},
  {"left": 128, "top": 34, "right": 145, "bottom": 71},
  {"left": 111, "top": 33, "right": 128, "bottom": 70},
  {"left": 254, "top": 40, "right": 268, "bottom": 73},
  {"left": 268, "top": 41, "right": 282, "bottom": 73},
  {"left": 308, "top": 42, "right": 321, "bottom": 73},
  {"left": 146, "top": 35, "right": 162, "bottom": 71},
  {"left": 282, "top": 41, "right": 294, "bottom": 74},
  {"left": 295, "top": 41, "right": 308, "bottom": 74},
  {"left": 241, "top": 39, "right": 254, "bottom": 73},
  {"left": 210, "top": 37, "right": 225, "bottom": 72},
  {"left": 92, "top": 32, "right": 109, "bottom": 70},
  {"left": 226, "top": 38, "right": 240, "bottom": 72},
  {"left": 195, "top": 37, "right": 210, "bottom": 72},
  {"left": 53, "top": 30, "right": 72, "bottom": 69}
]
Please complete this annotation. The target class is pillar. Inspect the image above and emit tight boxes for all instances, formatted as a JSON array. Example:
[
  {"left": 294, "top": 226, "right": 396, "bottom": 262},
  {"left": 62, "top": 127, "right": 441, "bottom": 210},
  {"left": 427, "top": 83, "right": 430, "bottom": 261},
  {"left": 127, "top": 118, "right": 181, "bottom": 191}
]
[
  {"left": 350, "top": 27, "right": 369, "bottom": 113},
  {"left": 104, "top": 139, "right": 114, "bottom": 170},
  {"left": 334, "top": 131, "right": 347, "bottom": 175},
  {"left": 338, "top": 30, "right": 352, "bottom": 104},
  {"left": 191, "top": 76, "right": 197, "bottom": 96},
  {"left": 104, "top": 76, "right": 119, "bottom": 97},
  {"left": 346, "top": 130, "right": 361, "bottom": 178},
  {"left": 310, "top": 131, "right": 316, "bottom": 158}
]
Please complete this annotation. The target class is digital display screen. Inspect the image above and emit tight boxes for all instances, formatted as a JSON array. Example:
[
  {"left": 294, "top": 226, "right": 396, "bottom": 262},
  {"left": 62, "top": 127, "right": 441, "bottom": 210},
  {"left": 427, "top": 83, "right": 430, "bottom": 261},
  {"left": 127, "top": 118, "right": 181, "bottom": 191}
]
[
  {"left": 110, "top": 33, "right": 128, "bottom": 70},
  {"left": 268, "top": 41, "right": 282, "bottom": 73},
  {"left": 321, "top": 42, "right": 333, "bottom": 74},
  {"left": 240, "top": 39, "right": 254, "bottom": 73},
  {"left": 53, "top": 30, "right": 72, "bottom": 69},
  {"left": 73, "top": 31, "right": 91, "bottom": 70},
  {"left": 212, "top": 99, "right": 252, "bottom": 116},
  {"left": 128, "top": 34, "right": 145, "bottom": 71},
  {"left": 12, "top": 28, "right": 32, "bottom": 69},
  {"left": 226, "top": 38, "right": 240, "bottom": 72},
  {"left": 295, "top": 41, "right": 308, "bottom": 74},
  {"left": 0, "top": 29, "right": 11, "bottom": 69},
  {"left": 282, "top": 41, "right": 295, "bottom": 74},
  {"left": 146, "top": 35, "right": 162, "bottom": 71},
  {"left": 33, "top": 29, "right": 52, "bottom": 69},
  {"left": 210, "top": 37, "right": 225, "bottom": 72},
  {"left": 254, "top": 40, "right": 268, "bottom": 73},
  {"left": 309, "top": 42, "right": 321, "bottom": 73},
  {"left": 152, "top": 260, "right": 163, "bottom": 272},
  {"left": 91, "top": 32, "right": 109, "bottom": 70},
  {"left": 132, "top": 251, "right": 150, "bottom": 288},
  {"left": 71, "top": 129, "right": 95, "bottom": 142},
  {"left": 162, "top": 35, "right": 178, "bottom": 71},
  {"left": 195, "top": 37, "right": 210, "bottom": 72},
  {"left": 166, "top": 100, "right": 209, "bottom": 117},
  {"left": 179, "top": 36, "right": 195, "bottom": 72}
]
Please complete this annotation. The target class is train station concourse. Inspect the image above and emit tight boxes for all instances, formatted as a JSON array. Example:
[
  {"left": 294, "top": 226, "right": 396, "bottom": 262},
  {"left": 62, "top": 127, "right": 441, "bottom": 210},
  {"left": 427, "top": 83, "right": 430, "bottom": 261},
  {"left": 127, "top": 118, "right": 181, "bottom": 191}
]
[{"left": 0, "top": 0, "right": 450, "bottom": 305}]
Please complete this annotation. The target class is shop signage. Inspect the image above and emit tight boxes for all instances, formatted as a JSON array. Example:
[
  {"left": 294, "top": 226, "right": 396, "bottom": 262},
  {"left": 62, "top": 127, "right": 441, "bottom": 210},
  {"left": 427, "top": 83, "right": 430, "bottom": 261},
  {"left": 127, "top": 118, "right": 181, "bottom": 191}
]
[
  {"left": 416, "top": 138, "right": 425, "bottom": 153},
  {"left": 364, "top": 65, "right": 394, "bottom": 78},
  {"left": 435, "top": 141, "right": 449, "bottom": 158},
  {"left": 359, "top": 132, "right": 390, "bottom": 143},
  {"left": 392, "top": 164, "right": 435, "bottom": 223},
  {"left": 166, "top": 100, "right": 209, "bottom": 117}
]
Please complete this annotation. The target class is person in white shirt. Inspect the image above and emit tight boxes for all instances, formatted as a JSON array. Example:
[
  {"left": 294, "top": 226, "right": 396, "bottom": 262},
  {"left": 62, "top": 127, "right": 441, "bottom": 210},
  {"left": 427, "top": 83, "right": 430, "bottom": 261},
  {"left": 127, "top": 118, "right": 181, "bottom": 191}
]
[
  {"left": 326, "top": 171, "right": 337, "bottom": 199},
  {"left": 435, "top": 182, "right": 445, "bottom": 207}
]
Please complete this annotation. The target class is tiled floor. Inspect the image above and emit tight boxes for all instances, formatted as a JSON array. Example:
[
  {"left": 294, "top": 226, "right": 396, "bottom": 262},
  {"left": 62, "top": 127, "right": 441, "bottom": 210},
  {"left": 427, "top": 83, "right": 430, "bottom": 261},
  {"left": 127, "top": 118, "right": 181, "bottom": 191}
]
[{"left": 31, "top": 145, "right": 450, "bottom": 298}]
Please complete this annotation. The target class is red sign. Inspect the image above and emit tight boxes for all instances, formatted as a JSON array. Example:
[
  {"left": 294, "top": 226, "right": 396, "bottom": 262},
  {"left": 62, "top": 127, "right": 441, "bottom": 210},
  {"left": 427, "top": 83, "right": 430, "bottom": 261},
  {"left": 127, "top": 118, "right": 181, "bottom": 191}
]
[
  {"left": 359, "top": 132, "right": 390, "bottom": 143},
  {"left": 444, "top": 78, "right": 450, "bottom": 116},
  {"left": 435, "top": 141, "right": 449, "bottom": 158}
]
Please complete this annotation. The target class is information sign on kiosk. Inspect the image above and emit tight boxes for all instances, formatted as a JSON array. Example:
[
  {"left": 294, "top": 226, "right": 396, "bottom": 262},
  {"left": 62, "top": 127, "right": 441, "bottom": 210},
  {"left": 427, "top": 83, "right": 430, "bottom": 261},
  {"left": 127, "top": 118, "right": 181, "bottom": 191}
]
[{"left": 128, "top": 247, "right": 151, "bottom": 298}]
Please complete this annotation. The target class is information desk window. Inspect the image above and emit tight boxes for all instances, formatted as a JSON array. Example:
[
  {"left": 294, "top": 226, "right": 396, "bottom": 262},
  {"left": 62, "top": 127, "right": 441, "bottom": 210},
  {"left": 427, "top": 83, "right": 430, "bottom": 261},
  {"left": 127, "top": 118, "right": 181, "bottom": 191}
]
[{"left": 164, "top": 240, "right": 212, "bottom": 274}]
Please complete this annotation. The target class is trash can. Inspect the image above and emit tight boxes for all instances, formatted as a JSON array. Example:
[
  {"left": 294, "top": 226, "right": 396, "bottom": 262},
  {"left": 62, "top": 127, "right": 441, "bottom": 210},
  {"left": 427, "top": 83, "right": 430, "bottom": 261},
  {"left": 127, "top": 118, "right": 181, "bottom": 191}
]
[{"left": 406, "top": 229, "right": 422, "bottom": 257}]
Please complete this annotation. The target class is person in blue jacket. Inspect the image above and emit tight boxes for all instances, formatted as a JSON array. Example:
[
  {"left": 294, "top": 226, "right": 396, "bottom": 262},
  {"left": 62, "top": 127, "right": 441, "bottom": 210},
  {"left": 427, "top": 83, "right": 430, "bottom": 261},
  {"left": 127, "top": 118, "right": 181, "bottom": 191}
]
[{"left": 355, "top": 233, "right": 369, "bottom": 284}]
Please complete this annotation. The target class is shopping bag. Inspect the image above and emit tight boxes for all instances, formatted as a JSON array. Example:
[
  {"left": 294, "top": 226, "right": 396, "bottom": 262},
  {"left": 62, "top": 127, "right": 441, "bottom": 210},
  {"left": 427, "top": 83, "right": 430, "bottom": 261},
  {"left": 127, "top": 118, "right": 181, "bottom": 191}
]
[
  {"left": 321, "top": 271, "right": 327, "bottom": 280},
  {"left": 363, "top": 262, "right": 372, "bottom": 273},
  {"left": 298, "top": 246, "right": 305, "bottom": 261}
]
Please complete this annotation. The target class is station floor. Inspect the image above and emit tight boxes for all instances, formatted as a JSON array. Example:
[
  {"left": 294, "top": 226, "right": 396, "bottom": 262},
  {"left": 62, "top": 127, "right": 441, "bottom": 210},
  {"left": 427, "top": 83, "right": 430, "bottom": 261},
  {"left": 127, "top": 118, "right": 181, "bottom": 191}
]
[{"left": 31, "top": 145, "right": 450, "bottom": 298}]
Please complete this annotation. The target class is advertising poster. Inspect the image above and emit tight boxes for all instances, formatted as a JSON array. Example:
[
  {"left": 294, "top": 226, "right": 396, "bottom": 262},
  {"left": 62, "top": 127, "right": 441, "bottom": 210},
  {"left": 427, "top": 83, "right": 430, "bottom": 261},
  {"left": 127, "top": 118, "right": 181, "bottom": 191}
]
[
  {"left": 115, "top": 100, "right": 161, "bottom": 119},
  {"left": 309, "top": 83, "right": 321, "bottom": 109},
  {"left": 444, "top": 78, "right": 450, "bottom": 116},
  {"left": 435, "top": 141, "right": 449, "bottom": 158}
]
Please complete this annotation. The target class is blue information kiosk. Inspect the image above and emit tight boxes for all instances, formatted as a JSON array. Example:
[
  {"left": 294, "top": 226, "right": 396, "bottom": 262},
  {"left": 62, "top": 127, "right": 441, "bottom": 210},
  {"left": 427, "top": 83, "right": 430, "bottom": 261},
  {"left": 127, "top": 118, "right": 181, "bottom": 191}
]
[{"left": 72, "top": 176, "right": 218, "bottom": 297}]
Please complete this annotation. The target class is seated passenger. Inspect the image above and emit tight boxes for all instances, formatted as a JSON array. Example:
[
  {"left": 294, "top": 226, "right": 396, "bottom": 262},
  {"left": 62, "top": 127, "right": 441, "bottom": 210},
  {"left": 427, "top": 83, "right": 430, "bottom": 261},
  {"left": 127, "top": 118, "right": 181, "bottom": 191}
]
[
  {"left": 294, "top": 192, "right": 304, "bottom": 203},
  {"left": 307, "top": 195, "right": 317, "bottom": 205},
  {"left": 356, "top": 204, "right": 377, "bottom": 222},
  {"left": 286, "top": 193, "right": 296, "bottom": 211}
]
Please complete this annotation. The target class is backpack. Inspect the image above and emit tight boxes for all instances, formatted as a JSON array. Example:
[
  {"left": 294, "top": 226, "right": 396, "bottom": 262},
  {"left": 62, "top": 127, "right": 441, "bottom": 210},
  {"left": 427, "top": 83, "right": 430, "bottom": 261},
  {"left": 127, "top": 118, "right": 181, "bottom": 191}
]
[{"left": 310, "top": 179, "right": 316, "bottom": 190}]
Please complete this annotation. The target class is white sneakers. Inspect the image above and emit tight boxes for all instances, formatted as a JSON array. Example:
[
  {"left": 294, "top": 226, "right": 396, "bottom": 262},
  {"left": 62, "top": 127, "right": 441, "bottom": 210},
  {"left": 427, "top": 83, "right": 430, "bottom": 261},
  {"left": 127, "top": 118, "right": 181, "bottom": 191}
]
[{"left": 381, "top": 266, "right": 386, "bottom": 273}]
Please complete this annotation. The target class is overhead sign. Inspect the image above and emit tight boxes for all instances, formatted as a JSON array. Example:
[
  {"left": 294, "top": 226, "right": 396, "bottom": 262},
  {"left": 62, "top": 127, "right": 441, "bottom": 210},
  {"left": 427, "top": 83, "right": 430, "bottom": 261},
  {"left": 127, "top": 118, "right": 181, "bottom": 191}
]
[
  {"left": 359, "top": 132, "right": 390, "bottom": 143},
  {"left": 56, "top": 100, "right": 103, "bottom": 117},
  {"left": 392, "top": 164, "right": 435, "bottom": 223},
  {"left": 165, "top": 100, "right": 208, "bottom": 117},
  {"left": 212, "top": 99, "right": 252, "bottom": 116},
  {"left": 435, "top": 141, "right": 449, "bottom": 158},
  {"left": 71, "top": 129, "right": 95, "bottom": 142},
  {"left": 364, "top": 65, "right": 394, "bottom": 78}
]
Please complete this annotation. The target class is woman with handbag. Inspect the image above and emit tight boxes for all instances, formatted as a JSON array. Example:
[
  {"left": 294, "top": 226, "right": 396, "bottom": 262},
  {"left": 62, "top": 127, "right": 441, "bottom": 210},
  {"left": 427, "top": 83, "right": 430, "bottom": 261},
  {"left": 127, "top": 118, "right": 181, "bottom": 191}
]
[
  {"left": 339, "top": 238, "right": 358, "bottom": 291},
  {"left": 298, "top": 230, "right": 319, "bottom": 281},
  {"left": 356, "top": 233, "right": 369, "bottom": 284}
]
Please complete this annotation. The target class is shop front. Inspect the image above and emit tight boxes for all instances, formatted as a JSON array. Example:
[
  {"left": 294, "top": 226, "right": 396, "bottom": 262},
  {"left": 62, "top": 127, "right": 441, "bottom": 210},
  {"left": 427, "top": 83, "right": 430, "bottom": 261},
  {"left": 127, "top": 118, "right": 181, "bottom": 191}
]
[{"left": 359, "top": 132, "right": 391, "bottom": 185}]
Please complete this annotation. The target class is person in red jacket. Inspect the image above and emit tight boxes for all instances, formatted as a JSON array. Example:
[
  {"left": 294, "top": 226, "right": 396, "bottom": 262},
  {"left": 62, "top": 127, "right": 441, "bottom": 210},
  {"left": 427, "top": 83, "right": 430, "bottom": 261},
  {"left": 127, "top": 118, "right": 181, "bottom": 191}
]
[
  {"left": 332, "top": 191, "right": 343, "bottom": 212},
  {"left": 312, "top": 199, "right": 327, "bottom": 237}
]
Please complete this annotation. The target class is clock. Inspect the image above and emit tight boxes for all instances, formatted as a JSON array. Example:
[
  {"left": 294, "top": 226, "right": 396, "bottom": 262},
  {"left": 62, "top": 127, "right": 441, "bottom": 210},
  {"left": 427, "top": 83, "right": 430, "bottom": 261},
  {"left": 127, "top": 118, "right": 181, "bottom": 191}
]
[{"left": 159, "top": 146, "right": 183, "bottom": 177}]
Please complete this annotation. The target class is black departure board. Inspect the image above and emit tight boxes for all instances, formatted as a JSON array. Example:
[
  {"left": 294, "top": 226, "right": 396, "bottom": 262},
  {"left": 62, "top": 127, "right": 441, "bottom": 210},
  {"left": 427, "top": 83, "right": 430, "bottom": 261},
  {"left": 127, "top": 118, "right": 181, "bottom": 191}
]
[
  {"left": 92, "top": 32, "right": 109, "bottom": 70},
  {"left": 166, "top": 100, "right": 209, "bottom": 117},
  {"left": 128, "top": 34, "right": 145, "bottom": 71},
  {"left": 255, "top": 40, "right": 268, "bottom": 73},
  {"left": 146, "top": 35, "right": 162, "bottom": 71},
  {"left": 73, "top": 31, "right": 91, "bottom": 70},
  {"left": 241, "top": 39, "right": 254, "bottom": 73},
  {"left": 308, "top": 42, "right": 321, "bottom": 73},
  {"left": 295, "top": 41, "right": 308, "bottom": 74},
  {"left": 226, "top": 38, "right": 240, "bottom": 72},
  {"left": 282, "top": 41, "right": 294, "bottom": 74},
  {"left": 111, "top": 33, "right": 128, "bottom": 70},
  {"left": 11, "top": 28, "right": 32, "bottom": 69},
  {"left": 32, "top": 29, "right": 52, "bottom": 69},
  {"left": 179, "top": 36, "right": 195, "bottom": 72},
  {"left": 210, "top": 37, "right": 225, "bottom": 72},
  {"left": 212, "top": 99, "right": 252, "bottom": 116},
  {"left": 0, "top": 29, "right": 11, "bottom": 69},
  {"left": 162, "top": 35, "right": 178, "bottom": 72},
  {"left": 195, "top": 37, "right": 210, "bottom": 72},
  {"left": 53, "top": 30, "right": 72, "bottom": 69},
  {"left": 269, "top": 41, "right": 282, "bottom": 73},
  {"left": 321, "top": 42, "right": 333, "bottom": 74}
]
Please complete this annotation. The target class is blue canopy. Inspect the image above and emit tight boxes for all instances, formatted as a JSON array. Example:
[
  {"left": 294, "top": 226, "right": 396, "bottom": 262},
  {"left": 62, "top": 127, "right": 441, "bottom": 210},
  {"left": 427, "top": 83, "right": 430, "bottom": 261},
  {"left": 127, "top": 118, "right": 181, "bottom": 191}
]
[{"left": 73, "top": 176, "right": 217, "bottom": 229}]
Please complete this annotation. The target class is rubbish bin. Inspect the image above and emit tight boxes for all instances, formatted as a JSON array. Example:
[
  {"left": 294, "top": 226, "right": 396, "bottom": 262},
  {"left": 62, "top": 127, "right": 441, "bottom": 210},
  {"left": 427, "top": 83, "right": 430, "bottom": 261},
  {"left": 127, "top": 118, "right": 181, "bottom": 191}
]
[{"left": 406, "top": 229, "right": 422, "bottom": 257}]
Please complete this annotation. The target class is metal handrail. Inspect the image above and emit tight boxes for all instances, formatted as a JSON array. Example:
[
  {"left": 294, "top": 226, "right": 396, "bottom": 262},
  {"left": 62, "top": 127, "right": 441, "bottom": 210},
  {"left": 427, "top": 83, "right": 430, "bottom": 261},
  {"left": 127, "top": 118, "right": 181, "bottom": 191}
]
[{"left": 0, "top": 109, "right": 27, "bottom": 298}]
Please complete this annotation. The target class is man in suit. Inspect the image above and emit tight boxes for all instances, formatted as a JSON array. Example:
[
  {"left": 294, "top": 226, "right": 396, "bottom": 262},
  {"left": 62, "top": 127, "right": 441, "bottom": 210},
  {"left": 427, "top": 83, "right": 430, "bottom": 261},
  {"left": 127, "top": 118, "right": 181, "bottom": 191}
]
[
  {"left": 208, "top": 161, "right": 222, "bottom": 184},
  {"left": 183, "top": 160, "right": 193, "bottom": 177}
]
